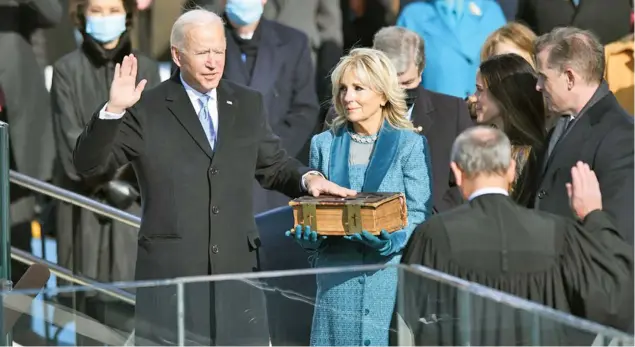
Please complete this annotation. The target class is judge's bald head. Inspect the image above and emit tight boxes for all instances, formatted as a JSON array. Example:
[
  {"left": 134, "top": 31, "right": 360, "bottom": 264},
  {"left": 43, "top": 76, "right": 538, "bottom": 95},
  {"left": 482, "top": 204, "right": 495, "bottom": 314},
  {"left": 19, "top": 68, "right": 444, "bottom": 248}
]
[{"left": 450, "top": 126, "right": 516, "bottom": 198}]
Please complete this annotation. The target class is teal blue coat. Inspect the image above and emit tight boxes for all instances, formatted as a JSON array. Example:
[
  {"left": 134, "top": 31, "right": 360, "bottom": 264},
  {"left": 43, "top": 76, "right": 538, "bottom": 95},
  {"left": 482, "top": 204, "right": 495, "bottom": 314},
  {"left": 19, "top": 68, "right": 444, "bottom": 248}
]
[
  {"left": 397, "top": 0, "right": 506, "bottom": 98},
  {"left": 307, "top": 122, "right": 433, "bottom": 346}
]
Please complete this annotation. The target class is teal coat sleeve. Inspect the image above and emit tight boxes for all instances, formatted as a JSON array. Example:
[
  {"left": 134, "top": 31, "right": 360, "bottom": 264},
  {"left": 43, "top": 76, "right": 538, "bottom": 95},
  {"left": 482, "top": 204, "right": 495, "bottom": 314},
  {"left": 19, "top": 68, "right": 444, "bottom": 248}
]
[{"left": 387, "top": 134, "right": 433, "bottom": 253}]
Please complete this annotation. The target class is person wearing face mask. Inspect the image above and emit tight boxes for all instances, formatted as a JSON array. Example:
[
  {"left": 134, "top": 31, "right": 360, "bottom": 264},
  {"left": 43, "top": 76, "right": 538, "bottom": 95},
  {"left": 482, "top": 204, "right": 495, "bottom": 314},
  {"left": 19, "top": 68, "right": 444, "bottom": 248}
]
[
  {"left": 219, "top": 0, "right": 320, "bottom": 214},
  {"left": 326, "top": 27, "right": 474, "bottom": 213},
  {"left": 49, "top": 0, "right": 160, "bottom": 338}
]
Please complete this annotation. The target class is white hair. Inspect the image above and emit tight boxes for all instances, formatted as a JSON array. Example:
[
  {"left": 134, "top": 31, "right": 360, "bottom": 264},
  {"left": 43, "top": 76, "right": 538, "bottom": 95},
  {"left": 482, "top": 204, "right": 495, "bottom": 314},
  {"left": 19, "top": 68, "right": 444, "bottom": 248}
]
[
  {"left": 451, "top": 126, "right": 512, "bottom": 178},
  {"left": 170, "top": 9, "right": 225, "bottom": 51}
]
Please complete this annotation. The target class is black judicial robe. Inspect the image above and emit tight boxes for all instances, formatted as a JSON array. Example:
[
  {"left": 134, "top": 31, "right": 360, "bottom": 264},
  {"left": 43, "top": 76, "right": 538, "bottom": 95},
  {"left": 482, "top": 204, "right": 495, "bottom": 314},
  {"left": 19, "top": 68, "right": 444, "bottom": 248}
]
[{"left": 391, "top": 193, "right": 633, "bottom": 346}]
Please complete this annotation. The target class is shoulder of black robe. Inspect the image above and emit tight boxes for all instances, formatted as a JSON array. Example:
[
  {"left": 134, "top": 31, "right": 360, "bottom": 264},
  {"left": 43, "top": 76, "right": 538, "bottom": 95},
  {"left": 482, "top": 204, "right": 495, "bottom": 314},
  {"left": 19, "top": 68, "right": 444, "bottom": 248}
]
[
  {"left": 563, "top": 210, "right": 634, "bottom": 333},
  {"left": 391, "top": 199, "right": 634, "bottom": 346}
]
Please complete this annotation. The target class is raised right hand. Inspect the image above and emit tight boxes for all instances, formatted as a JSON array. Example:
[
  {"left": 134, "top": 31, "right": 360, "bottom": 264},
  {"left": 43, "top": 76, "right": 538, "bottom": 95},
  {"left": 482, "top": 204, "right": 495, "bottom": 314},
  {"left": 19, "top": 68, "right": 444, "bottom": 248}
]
[
  {"left": 566, "top": 161, "right": 603, "bottom": 220},
  {"left": 106, "top": 54, "right": 148, "bottom": 114}
]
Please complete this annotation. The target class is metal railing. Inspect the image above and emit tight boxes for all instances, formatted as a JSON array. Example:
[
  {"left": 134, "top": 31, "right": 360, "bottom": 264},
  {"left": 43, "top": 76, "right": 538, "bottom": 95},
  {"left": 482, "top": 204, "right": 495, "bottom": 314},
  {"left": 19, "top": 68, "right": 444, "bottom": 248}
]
[
  {"left": 6, "top": 170, "right": 138, "bottom": 305},
  {"left": 9, "top": 171, "right": 141, "bottom": 229},
  {"left": 10, "top": 248, "right": 134, "bottom": 305},
  {"left": 0, "top": 123, "right": 10, "bottom": 282},
  {"left": 0, "top": 119, "right": 138, "bottom": 308}
]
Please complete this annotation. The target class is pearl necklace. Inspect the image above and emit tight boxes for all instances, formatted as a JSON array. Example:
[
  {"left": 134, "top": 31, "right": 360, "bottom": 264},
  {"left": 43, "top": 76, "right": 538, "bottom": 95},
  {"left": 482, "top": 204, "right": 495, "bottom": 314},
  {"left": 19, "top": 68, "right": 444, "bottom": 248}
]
[{"left": 349, "top": 131, "right": 378, "bottom": 144}]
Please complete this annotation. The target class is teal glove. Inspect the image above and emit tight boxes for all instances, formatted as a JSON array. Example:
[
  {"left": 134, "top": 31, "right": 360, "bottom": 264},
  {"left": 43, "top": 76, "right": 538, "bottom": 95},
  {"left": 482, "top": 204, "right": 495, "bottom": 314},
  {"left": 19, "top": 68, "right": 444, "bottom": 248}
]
[
  {"left": 285, "top": 225, "right": 327, "bottom": 250},
  {"left": 344, "top": 230, "right": 399, "bottom": 256}
]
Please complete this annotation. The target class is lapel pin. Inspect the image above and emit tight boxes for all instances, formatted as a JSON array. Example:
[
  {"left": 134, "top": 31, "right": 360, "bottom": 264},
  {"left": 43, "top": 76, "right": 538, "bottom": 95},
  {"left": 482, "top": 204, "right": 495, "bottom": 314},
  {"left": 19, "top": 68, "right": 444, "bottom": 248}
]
[
  {"left": 226, "top": 100, "right": 233, "bottom": 105},
  {"left": 469, "top": 1, "right": 482, "bottom": 16}
]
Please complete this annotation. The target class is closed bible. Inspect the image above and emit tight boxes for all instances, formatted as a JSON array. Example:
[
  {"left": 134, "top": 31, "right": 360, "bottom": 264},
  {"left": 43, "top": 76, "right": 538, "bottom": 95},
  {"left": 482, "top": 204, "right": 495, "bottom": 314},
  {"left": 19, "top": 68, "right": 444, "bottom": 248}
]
[{"left": 289, "top": 193, "right": 407, "bottom": 236}]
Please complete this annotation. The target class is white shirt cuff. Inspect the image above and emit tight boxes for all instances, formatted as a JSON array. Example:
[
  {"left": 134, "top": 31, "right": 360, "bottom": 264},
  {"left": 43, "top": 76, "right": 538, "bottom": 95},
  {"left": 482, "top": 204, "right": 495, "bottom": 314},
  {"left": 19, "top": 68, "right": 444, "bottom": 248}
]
[
  {"left": 98, "top": 103, "right": 126, "bottom": 120},
  {"left": 301, "top": 171, "right": 324, "bottom": 191}
]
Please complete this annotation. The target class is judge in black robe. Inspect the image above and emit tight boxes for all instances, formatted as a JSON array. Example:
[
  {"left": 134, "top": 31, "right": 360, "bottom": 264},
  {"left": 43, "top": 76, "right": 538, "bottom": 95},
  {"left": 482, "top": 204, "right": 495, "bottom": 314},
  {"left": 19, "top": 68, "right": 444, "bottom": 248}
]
[{"left": 392, "top": 126, "right": 634, "bottom": 346}]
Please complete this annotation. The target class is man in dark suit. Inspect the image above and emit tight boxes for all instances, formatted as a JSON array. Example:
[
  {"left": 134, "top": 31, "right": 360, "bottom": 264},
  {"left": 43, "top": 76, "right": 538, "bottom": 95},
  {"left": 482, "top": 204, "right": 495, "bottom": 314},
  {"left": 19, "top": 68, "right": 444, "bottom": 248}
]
[
  {"left": 394, "top": 127, "right": 633, "bottom": 345},
  {"left": 72, "top": 9, "right": 354, "bottom": 346},
  {"left": 516, "top": 0, "right": 631, "bottom": 45},
  {"left": 372, "top": 26, "right": 474, "bottom": 213},
  {"left": 533, "top": 27, "right": 634, "bottom": 244},
  {"left": 220, "top": 0, "right": 320, "bottom": 214}
]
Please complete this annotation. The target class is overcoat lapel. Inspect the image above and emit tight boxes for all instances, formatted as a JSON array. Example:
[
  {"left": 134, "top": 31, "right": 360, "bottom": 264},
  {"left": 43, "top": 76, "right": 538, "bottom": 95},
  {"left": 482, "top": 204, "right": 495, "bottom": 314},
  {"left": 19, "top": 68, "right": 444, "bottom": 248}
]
[
  {"left": 328, "top": 126, "right": 351, "bottom": 188},
  {"left": 362, "top": 121, "right": 400, "bottom": 192},
  {"left": 328, "top": 120, "right": 401, "bottom": 192},
  {"left": 165, "top": 72, "right": 214, "bottom": 159},
  {"left": 212, "top": 80, "right": 237, "bottom": 165}
]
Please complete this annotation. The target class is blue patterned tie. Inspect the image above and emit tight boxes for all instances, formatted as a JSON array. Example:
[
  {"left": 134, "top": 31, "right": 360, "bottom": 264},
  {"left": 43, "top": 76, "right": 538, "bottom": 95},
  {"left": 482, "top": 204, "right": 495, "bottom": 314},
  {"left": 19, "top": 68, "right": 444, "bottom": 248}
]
[{"left": 198, "top": 95, "right": 216, "bottom": 151}]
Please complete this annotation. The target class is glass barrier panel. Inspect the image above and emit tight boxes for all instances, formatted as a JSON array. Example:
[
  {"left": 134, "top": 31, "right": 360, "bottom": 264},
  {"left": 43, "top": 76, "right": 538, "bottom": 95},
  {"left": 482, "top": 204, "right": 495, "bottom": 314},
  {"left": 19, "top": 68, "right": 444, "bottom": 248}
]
[
  {"left": 395, "top": 265, "right": 634, "bottom": 346},
  {"left": 1, "top": 264, "right": 633, "bottom": 346},
  {"left": 3, "top": 284, "right": 140, "bottom": 346}
]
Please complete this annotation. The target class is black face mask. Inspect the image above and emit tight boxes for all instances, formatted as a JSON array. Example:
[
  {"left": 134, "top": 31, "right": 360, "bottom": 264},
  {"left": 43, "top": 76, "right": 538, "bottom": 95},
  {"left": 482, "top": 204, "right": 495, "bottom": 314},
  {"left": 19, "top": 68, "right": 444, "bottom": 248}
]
[{"left": 405, "top": 87, "right": 418, "bottom": 108}]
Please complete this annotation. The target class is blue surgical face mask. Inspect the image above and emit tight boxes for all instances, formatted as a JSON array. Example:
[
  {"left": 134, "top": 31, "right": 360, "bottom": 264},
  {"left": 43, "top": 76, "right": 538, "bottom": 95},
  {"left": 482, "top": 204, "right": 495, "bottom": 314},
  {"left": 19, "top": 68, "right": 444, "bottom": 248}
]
[
  {"left": 85, "top": 14, "right": 127, "bottom": 43},
  {"left": 225, "top": 0, "right": 263, "bottom": 27}
]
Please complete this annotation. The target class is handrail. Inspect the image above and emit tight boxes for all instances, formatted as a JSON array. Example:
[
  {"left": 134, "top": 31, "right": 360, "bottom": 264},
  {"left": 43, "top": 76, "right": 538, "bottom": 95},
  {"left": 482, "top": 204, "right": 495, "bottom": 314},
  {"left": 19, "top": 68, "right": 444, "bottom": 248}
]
[
  {"left": 10, "top": 248, "right": 135, "bottom": 305},
  {"left": 7, "top": 170, "right": 139, "bottom": 304},
  {"left": 9, "top": 170, "right": 141, "bottom": 229}
]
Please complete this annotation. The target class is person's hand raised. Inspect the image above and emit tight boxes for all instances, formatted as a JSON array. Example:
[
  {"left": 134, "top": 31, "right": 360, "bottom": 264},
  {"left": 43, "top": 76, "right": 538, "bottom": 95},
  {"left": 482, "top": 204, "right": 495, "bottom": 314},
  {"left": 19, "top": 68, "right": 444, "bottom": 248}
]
[
  {"left": 566, "top": 161, "right": 603, "bottom": 220},
  {"left": 106, "top": 54, "right": 148, "bottom": 114}
]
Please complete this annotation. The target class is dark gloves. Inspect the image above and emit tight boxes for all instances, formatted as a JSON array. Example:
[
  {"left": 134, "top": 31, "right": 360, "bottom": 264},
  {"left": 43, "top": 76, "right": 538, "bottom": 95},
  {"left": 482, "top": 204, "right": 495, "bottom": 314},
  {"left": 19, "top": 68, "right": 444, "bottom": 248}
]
[
  {"left": 285, "top": 225, "right": 327, "bottom": 250},
  {"left": 345, "top": 230, "right": 401, "bottom": 256}
]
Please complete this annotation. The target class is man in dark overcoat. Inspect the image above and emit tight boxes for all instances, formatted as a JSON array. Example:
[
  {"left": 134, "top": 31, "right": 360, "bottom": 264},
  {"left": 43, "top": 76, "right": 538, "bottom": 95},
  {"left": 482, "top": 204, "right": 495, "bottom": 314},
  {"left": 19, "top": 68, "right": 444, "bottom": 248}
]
[
  {"left": 533, "top": 27, "right": 634, "bottom": 244},
  {"left": 72, "top": 8, "right": 354, "bottom": 346}
]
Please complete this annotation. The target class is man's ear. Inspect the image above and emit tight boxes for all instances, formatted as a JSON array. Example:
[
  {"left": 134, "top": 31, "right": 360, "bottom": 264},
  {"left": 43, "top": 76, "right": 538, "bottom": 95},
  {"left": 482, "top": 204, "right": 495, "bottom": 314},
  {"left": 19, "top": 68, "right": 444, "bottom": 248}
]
[
  {"left": 506, "top": 160, "right": 516, "bottom": 187},
  {"left": 450, "top": 162, "right": 463, "bottom": 188},
  {"left": 171, "top": 46, "right": 182, "bottom": 68},
  {"left": 565, "top": 68, "right": 576, "bottom": 90}
]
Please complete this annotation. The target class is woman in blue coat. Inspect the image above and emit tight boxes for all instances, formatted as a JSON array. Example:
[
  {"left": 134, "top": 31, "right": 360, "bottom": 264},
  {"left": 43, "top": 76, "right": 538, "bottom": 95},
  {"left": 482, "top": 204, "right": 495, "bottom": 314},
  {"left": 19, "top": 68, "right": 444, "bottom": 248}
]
[
  {"left": 287, "top": 48, "right": 433, "bottom": 346},
  {"left": 397, "top": 0, "right": 506, "bottom": 98}
]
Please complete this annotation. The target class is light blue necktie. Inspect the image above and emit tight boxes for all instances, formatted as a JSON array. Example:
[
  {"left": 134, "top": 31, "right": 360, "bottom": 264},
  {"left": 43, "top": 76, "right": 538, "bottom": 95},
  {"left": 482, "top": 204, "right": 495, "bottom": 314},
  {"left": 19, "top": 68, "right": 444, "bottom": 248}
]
[
  {"left": 571, "top": 0, "right": 580, "bottom": 6},
  {"left": 198, "top": 95, "right": 216, "bottom": 151}
]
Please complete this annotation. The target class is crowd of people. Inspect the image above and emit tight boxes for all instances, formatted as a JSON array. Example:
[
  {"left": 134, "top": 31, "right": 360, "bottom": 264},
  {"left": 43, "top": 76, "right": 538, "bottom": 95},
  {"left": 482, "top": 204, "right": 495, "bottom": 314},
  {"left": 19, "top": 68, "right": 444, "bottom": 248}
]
[{"left": 0, "top": 0, "right": 633, "bottom": 346}]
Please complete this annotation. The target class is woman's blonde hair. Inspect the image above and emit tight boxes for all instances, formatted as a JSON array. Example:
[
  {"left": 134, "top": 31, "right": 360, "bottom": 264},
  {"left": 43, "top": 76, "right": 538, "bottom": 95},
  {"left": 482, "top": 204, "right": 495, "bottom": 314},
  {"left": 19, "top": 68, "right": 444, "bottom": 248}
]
[
  {"left": 481, "top": 22, "right": 537, "bottom": 64},
  {"left": 328, "top": 48, "right": 415, "bottom": 132}
]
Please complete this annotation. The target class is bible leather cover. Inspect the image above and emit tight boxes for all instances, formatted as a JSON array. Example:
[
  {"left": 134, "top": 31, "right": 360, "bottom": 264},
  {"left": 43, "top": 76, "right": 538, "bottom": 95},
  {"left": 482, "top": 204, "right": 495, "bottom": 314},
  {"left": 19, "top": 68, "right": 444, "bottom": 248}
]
[{"left": 289, "top": 192, "right": 407, "bottom": 236}]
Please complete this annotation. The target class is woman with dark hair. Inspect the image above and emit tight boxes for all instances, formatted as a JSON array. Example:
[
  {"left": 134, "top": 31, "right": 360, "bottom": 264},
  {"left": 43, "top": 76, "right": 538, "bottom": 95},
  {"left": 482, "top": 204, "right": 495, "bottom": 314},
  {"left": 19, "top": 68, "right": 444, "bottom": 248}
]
[
  {"left": 474, "top": 53, "right": 546, "bottom": 206},
  {"left": 50, "top": 0, "right": 160, "bottom": 336}
]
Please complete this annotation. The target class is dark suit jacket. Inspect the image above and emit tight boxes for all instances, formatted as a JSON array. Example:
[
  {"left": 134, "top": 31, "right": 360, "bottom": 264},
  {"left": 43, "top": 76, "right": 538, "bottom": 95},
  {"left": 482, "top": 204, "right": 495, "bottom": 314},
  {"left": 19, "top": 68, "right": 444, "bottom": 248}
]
[
  {"left": 326, "top": 87, "right": 473, "bottom": 213},
  {"left": 410, "top": 87, "right": 473, "bottom": 212},
  {"left": 73, "top": 74, "right": 308, "bottom": 345},
  {"left": 224, "top": 19, "right": 319, "bottom": 214},
  {"left": 516, "top": 0, "right": 631, "bottom": 45},
  {"left": 394, "top": 194, "right": 634, "bottom": 345},
  {"left": 0, "top": 0, "right": 60, "bottom": 182},
  {"left": 224, "top": 19, "right": 319, "bottom": 157},
  {"left": 534, "top": 92, "right": 634, "bottom": 244}
]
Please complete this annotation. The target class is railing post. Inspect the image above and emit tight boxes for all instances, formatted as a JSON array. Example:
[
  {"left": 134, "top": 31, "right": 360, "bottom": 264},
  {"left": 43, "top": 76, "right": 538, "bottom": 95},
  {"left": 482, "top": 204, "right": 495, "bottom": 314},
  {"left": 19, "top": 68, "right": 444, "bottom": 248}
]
[
  {"left": 0, "top": 121, "right": 11, "bottom": 346},
  {"left": 0, "top": 122, "right": 10, "bottom": 281}
]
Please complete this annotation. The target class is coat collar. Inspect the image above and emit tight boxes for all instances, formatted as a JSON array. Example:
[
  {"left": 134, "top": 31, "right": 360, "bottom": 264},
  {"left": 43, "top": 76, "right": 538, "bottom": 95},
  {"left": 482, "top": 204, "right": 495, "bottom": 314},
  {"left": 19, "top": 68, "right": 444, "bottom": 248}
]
[
  {"left": 223, "top": 19, "right": 284, "bottom": 93},
  {"left": 328, "top": 120, "right": 401, "bottom": 192},
  {"left": 165, "top": 71, "right": 236, "bottom": 160}
]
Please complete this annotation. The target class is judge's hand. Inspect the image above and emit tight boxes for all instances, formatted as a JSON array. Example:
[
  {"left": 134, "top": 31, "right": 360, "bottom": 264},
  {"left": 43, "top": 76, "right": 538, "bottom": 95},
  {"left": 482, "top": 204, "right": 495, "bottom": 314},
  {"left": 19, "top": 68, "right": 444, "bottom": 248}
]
[
  {"left": 305, "top": 174, "right": 357, "bottom": 198},
  {"left": 566, "top": 161, "right": 603, "bottom": 220},
  {"left": 285, "top": 225, "right": 326, "bottom": 249},
  {"left": 106, "top": 54, "right": 147, "bottom": 114}
]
